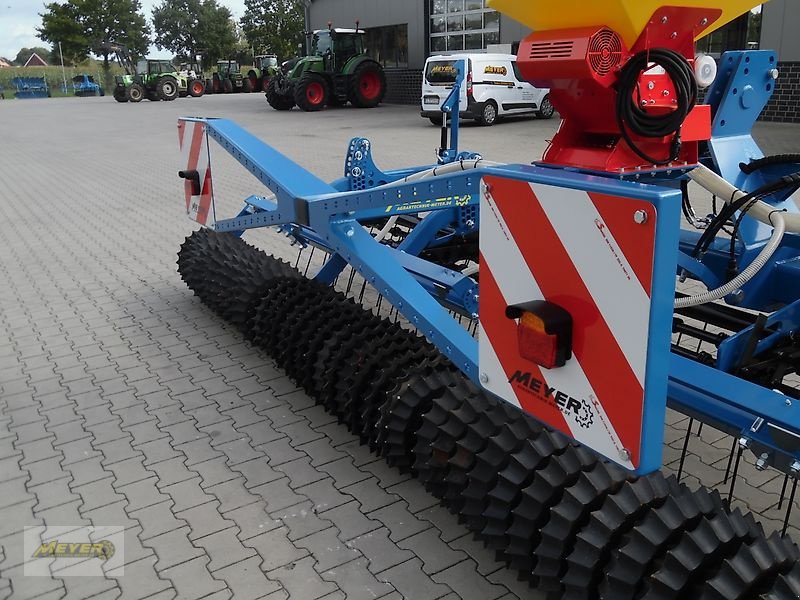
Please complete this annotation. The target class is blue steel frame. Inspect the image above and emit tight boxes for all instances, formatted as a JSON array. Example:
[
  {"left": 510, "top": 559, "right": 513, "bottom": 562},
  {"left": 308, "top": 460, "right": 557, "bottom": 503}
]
[{"left": 179, "top": 51, "right": 800, "bottom": 477}]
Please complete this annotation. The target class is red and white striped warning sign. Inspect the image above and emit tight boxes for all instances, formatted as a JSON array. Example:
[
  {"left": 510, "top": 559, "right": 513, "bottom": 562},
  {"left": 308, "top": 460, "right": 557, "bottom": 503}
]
[
  {"left": 479, "top": 176, "right": 657, "bottom": 470},
  {"left": 178, "top": 120, "right": 215, "bottom": 227}
]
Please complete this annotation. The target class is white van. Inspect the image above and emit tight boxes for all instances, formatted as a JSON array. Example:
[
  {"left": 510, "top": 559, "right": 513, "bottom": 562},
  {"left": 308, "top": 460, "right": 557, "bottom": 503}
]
[{"left": 420, "top": 53, "right": 553, "bottom": 126}]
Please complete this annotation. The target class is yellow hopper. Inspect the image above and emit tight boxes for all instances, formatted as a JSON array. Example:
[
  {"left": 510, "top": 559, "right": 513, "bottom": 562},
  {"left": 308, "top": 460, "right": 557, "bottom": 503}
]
[{"left": 487, "top": 0, "right": 767, "bottom": 48}]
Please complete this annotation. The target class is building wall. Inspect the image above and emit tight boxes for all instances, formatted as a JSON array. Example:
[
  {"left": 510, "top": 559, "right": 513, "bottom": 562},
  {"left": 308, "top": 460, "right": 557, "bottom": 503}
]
[
  {"left": 761, "top": 0, "right": 800, "bottom": 62},
  {"left": 499, "top": 15, "right": 529, "bottom": 49},
  {"left": 760, "top": 0, "right": 800, "bottom": 122},
  {"left": 309, "top": 0, "right": 427, "bottom": 69}
]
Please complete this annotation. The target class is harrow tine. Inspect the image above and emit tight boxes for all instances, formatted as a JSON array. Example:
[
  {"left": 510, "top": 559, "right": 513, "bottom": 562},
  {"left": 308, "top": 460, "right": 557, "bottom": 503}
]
[
  {"left": 696, "top": 423, "right": 704, "bottom": 437},
  {"left": 723, "top": 436, "right": 737, "bottom": 485},
  {"left": 676, "top": 417, "right": 694, "bottom": 483},
  {"left": 358, "top": 279, "right": 367, "bottom": 305},
  {"left": 303, "top": 247, "right": 316, "bottom": 276},
  {"left": 779, "top": 473, "right": 790, "bottom": 511},
  {"left": 295, "top": 247, "right": 303, "bottom": 269},
  {"left": 782, "top": 476, "right": 798, "bottom": 537},
  {"left": 727, "top": 442, "right": 745, "bottom": 508},
  {"left": 345, "top": 268, "right": 356, "bottom": 296}
]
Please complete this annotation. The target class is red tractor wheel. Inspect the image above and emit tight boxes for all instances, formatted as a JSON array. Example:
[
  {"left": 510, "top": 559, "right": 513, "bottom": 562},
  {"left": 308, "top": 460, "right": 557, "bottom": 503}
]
[
  {"left": 189, "top": 79, "right": 205, "bottom": 97},
  {"left": 348, "top": 62, "right": 386, "bottom": 108},
  {"left": 294, "top": 73, "right": 328, "bottom": 111}
]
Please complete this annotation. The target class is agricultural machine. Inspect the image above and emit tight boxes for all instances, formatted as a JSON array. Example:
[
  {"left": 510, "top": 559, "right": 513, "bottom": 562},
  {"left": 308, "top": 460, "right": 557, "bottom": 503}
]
[
  {"left": 71, "top": 74, "right": 104, "bottom": 97},
  {"left": 103, "top": 42, "right": 186, "bottom": 103},
  {"left": 265, "top": 24, "right": 386, "bottom": 111},
  {"left": 211, "top": 60, "right": 252, "bottom": 93},
  {"left": 245, "top": 54, "right": 279, "bottom": 92},
  {"left": 10, "top": 77, "right": 50, "bottom": 99},
  {"left": 177, "top": 63, "right": 206, "bottom": 98},
  {"left": 175, "top": 0, "right": 800, "bottom": 597}
]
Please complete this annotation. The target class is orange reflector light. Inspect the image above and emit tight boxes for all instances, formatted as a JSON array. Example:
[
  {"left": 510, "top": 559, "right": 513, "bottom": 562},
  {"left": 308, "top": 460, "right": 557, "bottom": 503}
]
[{"left": 506, "top": 301, "right": 572, "bottom": 369}]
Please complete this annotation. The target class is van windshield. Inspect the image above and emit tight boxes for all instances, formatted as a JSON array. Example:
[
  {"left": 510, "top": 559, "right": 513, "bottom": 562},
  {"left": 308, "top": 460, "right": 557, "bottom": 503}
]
[{"left": 425, "top": 60, "right": 461, "bottom": 85}]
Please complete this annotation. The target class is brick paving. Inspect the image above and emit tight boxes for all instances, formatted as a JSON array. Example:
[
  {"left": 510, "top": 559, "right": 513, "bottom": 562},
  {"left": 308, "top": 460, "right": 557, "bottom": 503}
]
[{"left": 0, "top": 94, "right": 799, "bottom": 599}]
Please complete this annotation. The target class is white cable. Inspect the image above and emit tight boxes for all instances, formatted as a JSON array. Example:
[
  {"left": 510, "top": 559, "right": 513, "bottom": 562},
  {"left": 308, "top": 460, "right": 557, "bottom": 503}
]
[
  {"left": 678, "top": 165, "right": 790, "bottom": 307},
  {"left": 373, "top": 215, "right": 398, "bottom": 242},
  {"left": 675, "top": 211, "right": 785, "bottom": 308},
  {"left": 688, "top": 165, "right": 800, "bottom": 232}
]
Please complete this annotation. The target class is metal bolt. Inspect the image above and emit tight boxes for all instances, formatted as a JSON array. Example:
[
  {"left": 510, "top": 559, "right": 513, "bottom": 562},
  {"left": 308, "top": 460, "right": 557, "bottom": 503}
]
[
  {"left": 647, "top": 81, "right": 655, "bottom": 90},
  {"left": 671, "top": 32, "right": 678, "bottom": 39},
  {"left": 346, "top": 227, "right": 354, "bottom": 238},
  {"left": 770, "top": 68, "right": 780, "bottom": 80},
  {"left": 792, "top": 461, "right": 800, "bottom": 474},
  {"left": 641, "top": 100, "right": 648, "bottom": 107},
  {"left": 738, "top": 437, "right": 750, "bottom": 449},
  {"left": 662, "top": 90, "right": 670, "bottom": 97},
  {"left": 354, "top": 151, "right": 363, "bottom": 160},
  {"left": 755, "top": 453, "right": 769, "bottom": 471},
  {"left": 633, "top": 210, "right": 648, "bottom": 224},
  {"left": 700, "top": 18, "right": 708, "bottom": 26},
  {"left": 351, "top": 166, "right": 362, "bottom": 177},
  {"left": 466, "top": 219, "right": 475, "bottom": 228},
  {"left": 619, "top": 448, "right": 631, "bottom": 462},
  {"left": 787, "top": 398, "right": 793, "bottom": 407},
  {"left": 661, "top": 16, "right": 668, "bottom": 24},
  {"left": 479, "top": 372, "right": 489, "bottom": 384}
]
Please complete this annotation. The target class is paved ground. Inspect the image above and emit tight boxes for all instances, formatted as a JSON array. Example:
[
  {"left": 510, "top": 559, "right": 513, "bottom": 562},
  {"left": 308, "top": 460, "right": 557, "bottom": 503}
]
[{"left": 0, "top": 93, "right": 799, "bottom": 600}]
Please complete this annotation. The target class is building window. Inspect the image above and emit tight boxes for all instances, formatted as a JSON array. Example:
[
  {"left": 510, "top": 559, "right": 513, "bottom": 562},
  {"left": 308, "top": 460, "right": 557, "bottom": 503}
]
[
  {"left": 696, "top": 6, "right": 762, "bottom": 56},
  {"left": 365, "top": 24, "right": 409, "bottom": 69},
  {"left": 430, "top": 0, "right": 499, "bottom": 53}
]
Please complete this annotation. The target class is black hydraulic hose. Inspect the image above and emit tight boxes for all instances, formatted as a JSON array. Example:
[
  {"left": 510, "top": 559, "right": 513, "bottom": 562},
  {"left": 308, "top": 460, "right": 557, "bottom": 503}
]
[
  {"left": 692, "top": 172, "right": 800, "bottom": 259},
  {"left": 615, "top": 48, "right": 697, "bottom": 166},
  {"left": 740, "top": 154, "right": 800, "bottom": 174}
]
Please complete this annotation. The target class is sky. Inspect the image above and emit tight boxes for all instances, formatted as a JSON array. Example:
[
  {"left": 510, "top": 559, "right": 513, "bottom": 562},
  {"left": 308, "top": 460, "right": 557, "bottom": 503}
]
[
  {"left": 0, "top": 0, "right": 246, "bottom": 60},
  {"left": 1, "top": 1, "right": 763, "bottom": 62}
]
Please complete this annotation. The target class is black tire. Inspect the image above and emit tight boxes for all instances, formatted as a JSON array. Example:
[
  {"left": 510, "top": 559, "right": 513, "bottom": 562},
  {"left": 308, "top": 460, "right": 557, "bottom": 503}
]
[
  {"left": 223, "top": 78, "right": 233, "bottom": 93},
  {"left": 127, "top": 83, "right": 144, "bottom": 103},
  {"left": 247, "top": 71, "right": 260, "bottom": 92},
  {"left": 157, "top": 76, "right": 179, "bottom": 101},
  {"left": 348, "top": 61, "right": 386, "bottom": 108},
  {"left": 113, "top": 88, "right": 127, "bottom": 103},
  {"left": 429, "top": 116, "right": 443, "bottom": 126},
  {"left": 476, "top": 101, "right": 498, "bottom": 126},
  {"left": 147, "top": 90, "right": 160, "bottom": 101},
  {"left": 536, "top": 94, "right": 555, "bottom": 119},
  {"left": 266, "top": 76, "right": 295, "bottom": 110},
  {"left": 205, "top": 79, "right": 213, "bottom": 94},
  {"left": 294, "top": 73, "right": 328, "bottom": 111},
  {"left": 242, "top": 77, "right": 254, "bottom": 93},
  {"left": 98, "top": 87, "right": 105, "bottom": 97},
  {"left": 188, "top": 79, "right": 205, "bottom": 98}
]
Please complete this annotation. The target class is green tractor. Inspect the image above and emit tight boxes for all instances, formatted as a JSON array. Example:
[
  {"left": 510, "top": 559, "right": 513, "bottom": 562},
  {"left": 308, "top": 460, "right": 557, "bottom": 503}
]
[
  {"left": 212, "top": 60, "right": 253, "bottom": 93},
  {"left": 266, "top": 26, "right": 387, "bottom": 111},
  {"left": 245, "top": 54, "right": 279, "bottom": 92},
  {"left": 103, "top": 43, "right": 185, "bottom": 103}
]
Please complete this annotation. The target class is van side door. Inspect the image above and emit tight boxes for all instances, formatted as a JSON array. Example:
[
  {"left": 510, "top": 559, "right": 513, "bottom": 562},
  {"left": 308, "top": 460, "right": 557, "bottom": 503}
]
[{"left": 511, "top": 60, "right": 543, "bottom": 114}]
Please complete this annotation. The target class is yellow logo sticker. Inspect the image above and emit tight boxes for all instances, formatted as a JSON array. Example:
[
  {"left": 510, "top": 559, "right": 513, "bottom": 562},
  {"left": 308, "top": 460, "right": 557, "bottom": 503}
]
[
  {"left": 386, "top": 194, "right": 473, "bottom": 213},
  {"left": 431, "top": 64, "right": 457, "bottom": 74},
  {"left": 31, "top": 540, "right": 115, "bottom": 560},
  {"left": 484, "top": 65, "right": 507, "bottom": 76}
]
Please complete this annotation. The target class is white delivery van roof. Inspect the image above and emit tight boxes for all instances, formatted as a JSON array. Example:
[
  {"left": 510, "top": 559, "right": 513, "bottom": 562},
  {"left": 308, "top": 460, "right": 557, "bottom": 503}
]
[{"left": 426, "top": 53, "right": 517, "bottom": 63}]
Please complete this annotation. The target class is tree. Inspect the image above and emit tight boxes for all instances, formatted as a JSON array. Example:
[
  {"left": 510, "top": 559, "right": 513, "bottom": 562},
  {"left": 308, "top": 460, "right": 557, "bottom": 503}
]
[
  {"left": 38, "top": 2, "right": 89, "bottom": 64},
  {"left": 240, "top": 0, "right": 305, "bottom": 60},
  {"left": 152, "top": 0, "right": 237, "bottom": 67},
  {"left": 14, "top": 47, "right": 52, "bottom": 66},
  {"left": 38, "top": 0, "right": 150, "bottom": 72}
]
